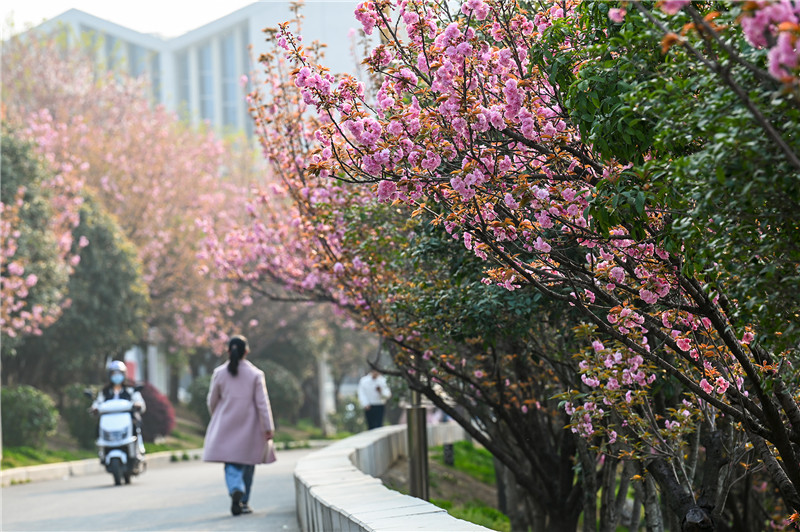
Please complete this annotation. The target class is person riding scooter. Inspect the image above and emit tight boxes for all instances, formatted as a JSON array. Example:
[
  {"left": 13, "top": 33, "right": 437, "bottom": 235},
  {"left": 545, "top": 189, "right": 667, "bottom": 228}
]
[
  {"left": 92, "top": 361, "right": 146, "bottom": 415},
  {"left": 89, "top": 360, "right": 147, "bottom": 485},
  {"left": 91, "top": 361, "right": 146, "bottom": 456}
]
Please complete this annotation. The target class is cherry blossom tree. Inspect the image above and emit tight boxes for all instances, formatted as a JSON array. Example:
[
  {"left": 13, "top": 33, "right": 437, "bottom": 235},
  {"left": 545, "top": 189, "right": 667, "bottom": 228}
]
[
  {"left": 4, "top": 192, "right": 150, "bottom": 393},
  {"left": 264, "top": 0, "right": 800, "bottom": 529},
  {"left": 1, "top": 125, "right": 81, "bottom": 349},
  {"left": 200, "top": 9, "right": 618, "bottom": 530}
]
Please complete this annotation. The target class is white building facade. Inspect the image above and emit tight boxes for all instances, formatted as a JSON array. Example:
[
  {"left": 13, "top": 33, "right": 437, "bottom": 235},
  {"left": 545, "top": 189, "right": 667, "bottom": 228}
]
[{"left": 36, "top": 1, "right": 363, "bottom": 137}]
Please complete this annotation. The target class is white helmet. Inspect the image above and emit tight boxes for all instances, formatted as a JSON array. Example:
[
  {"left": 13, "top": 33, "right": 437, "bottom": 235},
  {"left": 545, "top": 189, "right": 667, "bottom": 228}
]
[{"left": 107, "top": 360, "right": 127, "bottom": 376}]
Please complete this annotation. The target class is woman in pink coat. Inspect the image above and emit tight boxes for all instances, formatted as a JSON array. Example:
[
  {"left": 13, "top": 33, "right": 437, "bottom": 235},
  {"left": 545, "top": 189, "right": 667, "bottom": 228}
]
[{"left": 203, "top": 335, "right": 275, "bottom": 516}]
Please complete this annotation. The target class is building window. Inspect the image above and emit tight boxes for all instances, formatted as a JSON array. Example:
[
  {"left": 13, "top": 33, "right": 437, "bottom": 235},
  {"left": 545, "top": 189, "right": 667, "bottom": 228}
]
[
  {"left": 128, "top": 43, "right": 145, "bottom": 78},
  {"left": 176, "top": 51, "right": 190, "bottom": 120},
  {"left": 198, "top": 43, "right": 214, "bottom": 122},
  {"left": 241, "top": 24, "right": 253, "bottom": 138},
  {"left": 80, "top": 24, "right": 98, "bottom": 52},
  {"left": 221, "top": 33, "right": 238, "bottom": 129},
  {"left": 104, "top": 33, "right": 118, "bottom": 71},
  {"left": 150, "top": 53, "right": 161, "bottom": 103}
]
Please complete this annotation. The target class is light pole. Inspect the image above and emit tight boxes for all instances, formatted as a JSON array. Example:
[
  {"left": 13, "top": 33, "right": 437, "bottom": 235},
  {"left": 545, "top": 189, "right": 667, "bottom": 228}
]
[{"left": 406, "top": 389, "right": 429, "bottom": 500}]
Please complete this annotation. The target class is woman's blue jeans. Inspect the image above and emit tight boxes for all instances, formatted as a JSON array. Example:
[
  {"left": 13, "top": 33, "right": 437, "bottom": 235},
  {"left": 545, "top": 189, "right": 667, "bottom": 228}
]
[{"left": 224, "top": 463, "right": 255, "bottom": 503}]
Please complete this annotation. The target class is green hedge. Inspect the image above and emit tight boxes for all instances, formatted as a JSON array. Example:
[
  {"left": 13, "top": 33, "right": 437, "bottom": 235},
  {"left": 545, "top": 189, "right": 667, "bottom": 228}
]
[
  {"left": 60, "top": 383, "right": 98, "bottom": 449},
  {"left": 262, "top": 360, "right": 303, "bottom": 423},
  {"left": 187, "top": 375, "right": 212, "bottom": 428},
  {"left": 1, "top": 385, "right": 59, "bottom": 448}
]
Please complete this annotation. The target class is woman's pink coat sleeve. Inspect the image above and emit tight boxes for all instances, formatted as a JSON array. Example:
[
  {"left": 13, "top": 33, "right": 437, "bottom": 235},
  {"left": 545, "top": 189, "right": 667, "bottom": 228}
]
[
  {"left": 207, "top": 373, "right": 222, "bottom": 416},
  {"left": 254, "top": 371, "right": 275, "bottom": 432}
]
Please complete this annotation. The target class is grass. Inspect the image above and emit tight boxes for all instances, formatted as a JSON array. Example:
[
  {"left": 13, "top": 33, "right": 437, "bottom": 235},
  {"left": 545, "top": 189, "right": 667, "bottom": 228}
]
[
  {"left": 274, "top": 418, "right": 325, "bottom": 443},
  {"left": 427, "top": 440, "right": 511, "bottom": 531},
  {"left": 430, "top": 440, "right": 497, "bottom": 484},
  {"left": 0, "top": 447, "right": 97, "bottom": 469},
  {"left": 432, "top": 498, "right": 511, "bottom": 532},
  {"left": 274, "top": 417, "right": 354, "bottom": 443},
  {"left": 1, "top": 446, "right": 97, "bottom": 469},
  {"left": 144, "top": 428, "right": 205, "bottom": 454}
]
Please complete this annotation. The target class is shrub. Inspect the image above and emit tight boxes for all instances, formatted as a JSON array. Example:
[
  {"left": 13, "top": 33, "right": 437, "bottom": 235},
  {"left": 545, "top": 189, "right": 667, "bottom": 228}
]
[
  {"left": 187, "top": 375, "right": 212, "bottom": 428},
  {"left": 60, "top": 383, "right": 98, "bottom": 449},
  {"left": 261, "top": 360, "right": 303, "bottom": 423},
  {"left": 1, "top": 385, "right": 59, "bottom": 448},
  {"left": 327, "top": 395, "right": 366, "bottom": 435},
  {"left": 139, "top": 382, "right": 175, "bottom": 442}
]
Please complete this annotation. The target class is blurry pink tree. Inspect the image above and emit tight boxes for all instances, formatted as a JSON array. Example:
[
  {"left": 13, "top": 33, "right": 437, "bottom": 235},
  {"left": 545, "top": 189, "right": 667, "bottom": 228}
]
[
  {"left": 2, "top": 32, "right": 252, "bottom": 372},
  {"left": 1, "top": 126, "right": 83, "bottom": 343}
]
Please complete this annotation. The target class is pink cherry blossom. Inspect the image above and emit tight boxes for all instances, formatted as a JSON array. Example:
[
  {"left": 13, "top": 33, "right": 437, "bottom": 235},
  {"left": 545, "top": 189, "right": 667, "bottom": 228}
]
[
  {"left": 676, "top": 338, "right": 692, "bottom": 351},
  {"left": 609, "top": 8, "right": 626, "bottom": 23},
  {"left": 659, "top": 0, "right": 690, "bottom": 15}
]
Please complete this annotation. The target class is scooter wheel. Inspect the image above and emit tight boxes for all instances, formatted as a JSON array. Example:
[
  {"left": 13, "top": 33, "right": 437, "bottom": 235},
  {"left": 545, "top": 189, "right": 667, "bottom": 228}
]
[{"left": 110, "top": 458, "right": 123, "bottom": 486}]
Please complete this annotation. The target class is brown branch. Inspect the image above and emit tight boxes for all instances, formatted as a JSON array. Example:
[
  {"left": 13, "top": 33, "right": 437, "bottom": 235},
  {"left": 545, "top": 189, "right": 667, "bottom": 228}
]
[{"left": 748, "top": 431, "right": 800, "bottom": 512}]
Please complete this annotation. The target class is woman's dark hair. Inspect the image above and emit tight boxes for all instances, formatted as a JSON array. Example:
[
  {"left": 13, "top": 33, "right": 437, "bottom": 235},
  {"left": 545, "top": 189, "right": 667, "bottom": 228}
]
[{"left": 227, "top": 335, "right": 249, "bottom": 376}]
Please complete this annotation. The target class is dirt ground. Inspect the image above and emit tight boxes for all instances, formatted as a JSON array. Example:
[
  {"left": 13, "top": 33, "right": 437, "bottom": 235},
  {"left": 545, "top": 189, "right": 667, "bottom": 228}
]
[{"left": 379, "top": 454, "right": 499, "bottom": 508}]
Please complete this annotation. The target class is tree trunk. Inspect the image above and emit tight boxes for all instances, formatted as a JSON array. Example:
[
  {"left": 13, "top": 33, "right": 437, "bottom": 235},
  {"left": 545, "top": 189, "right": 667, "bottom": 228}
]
[
  {"left": 578, "top": 439, "right": 598, "bottom": 532},
  {"left": 526, "top": 494, "right": 547, "bottom": 532},
  {"left": 168, "top": 365, "right": 180, "bottom": 404},
  {"left": 494, "top": 457, "right": 507, "bottom": 514},
  {"left": 643, "top": 474, "right": 664, "bottom": 532},
  {"left": 615, "top": 460, "right": 635, "bottom": 529},
  {"left": 497, "top": 460, "right": 533, "bottom": 531},
  {"left": 333, "top": 377, "right": 342, "bottom": 412},
  {"left": 600, "top": 455, "right": 621, "bottom": 532},
  {"left": 647, "top": 458, "right": 716, "bottom": 531},
  {"left": 628, "top": 481, "right": 643, "bottom": 530}
]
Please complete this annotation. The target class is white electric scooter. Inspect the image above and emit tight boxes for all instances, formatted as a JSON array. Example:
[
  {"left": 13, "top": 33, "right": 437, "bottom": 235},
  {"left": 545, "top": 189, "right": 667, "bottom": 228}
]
[{"left": 88, "top": 390, "right": 147, "bottom": 486}]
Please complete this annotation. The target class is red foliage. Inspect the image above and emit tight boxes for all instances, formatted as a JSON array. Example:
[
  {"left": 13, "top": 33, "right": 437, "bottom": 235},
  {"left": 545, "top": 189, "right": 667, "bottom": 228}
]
[{"left": 139, "top": 382, "right": 175, "bottom": 443}]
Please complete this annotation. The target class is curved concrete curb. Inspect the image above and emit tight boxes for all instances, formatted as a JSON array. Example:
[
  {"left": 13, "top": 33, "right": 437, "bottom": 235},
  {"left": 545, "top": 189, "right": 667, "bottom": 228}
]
[
  {"left": 0, "top": 448, "right": 204, "bottom": 487},
  {"left": 294, "top": 423, "right": 492, "bottom": 532}
]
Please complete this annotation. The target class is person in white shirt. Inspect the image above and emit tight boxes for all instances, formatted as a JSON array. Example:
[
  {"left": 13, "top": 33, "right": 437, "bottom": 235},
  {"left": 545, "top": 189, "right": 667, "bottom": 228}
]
[{"left": 357, "top": 369, "right": 391, "bottom": 429}]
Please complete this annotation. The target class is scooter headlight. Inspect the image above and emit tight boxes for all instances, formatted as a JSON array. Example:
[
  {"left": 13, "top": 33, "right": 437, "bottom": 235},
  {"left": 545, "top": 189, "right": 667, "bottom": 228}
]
[{"left": 102, "top": 429, "right": 127, "bottom": 441}]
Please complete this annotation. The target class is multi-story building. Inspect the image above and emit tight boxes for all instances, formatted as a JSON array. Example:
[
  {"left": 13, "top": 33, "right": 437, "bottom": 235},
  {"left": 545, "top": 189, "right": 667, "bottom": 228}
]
[{"left": 34, "top": 1, "right": 362, "bottom": 138}]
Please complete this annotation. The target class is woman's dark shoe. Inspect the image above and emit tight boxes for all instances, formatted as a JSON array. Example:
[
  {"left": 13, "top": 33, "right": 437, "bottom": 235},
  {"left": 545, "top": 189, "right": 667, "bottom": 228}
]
[{"left": 231, "top": 490, "right": 244, "bottom": 516}]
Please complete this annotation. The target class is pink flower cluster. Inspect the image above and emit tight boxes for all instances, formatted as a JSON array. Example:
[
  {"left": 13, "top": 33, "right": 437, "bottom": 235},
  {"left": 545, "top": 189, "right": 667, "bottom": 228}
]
[
  {"left": 659, "top": 0, "right": 690, "bottom": 16},
  {"left": 354, "top": 2, "right": 381, "bottom": 35},
  {"left": 270, "top": 0, "right": 765, "bottom": 456},
  {"left": 460, "top": 0, "right": 490, "bottom": 21},
  {"left": 699, "top": 376, "right": 730, "bottom": 395},
  {"left": 579, "top": 344, "right": 656, "bottom": 397},
  {"left": 738, "top": 1, "right": 800, "bottom": 82}
]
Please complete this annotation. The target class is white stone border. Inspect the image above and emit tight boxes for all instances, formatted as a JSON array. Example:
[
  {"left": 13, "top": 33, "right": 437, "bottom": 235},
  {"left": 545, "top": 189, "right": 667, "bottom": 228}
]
[{"left": 294, "top": 423, "right": 491, "bottom": 531}]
